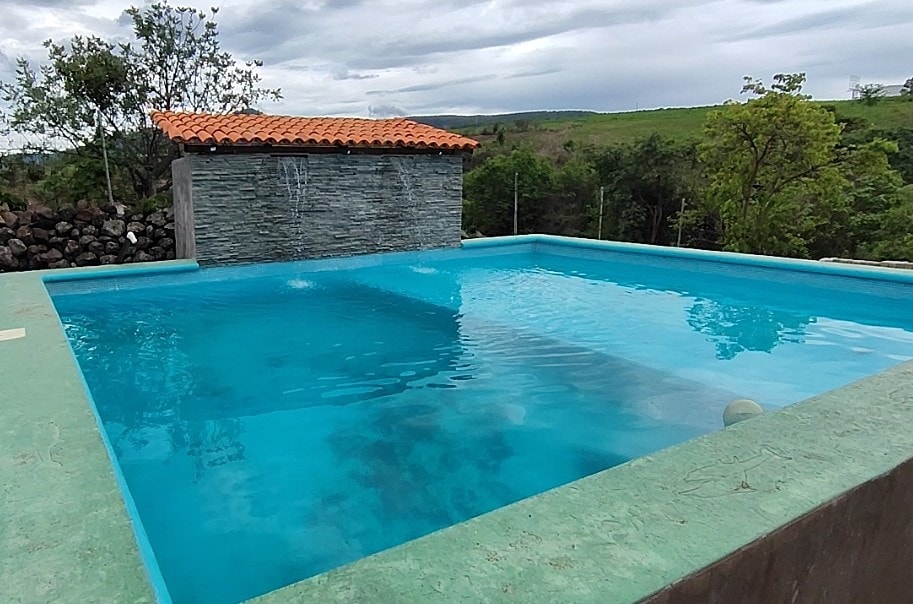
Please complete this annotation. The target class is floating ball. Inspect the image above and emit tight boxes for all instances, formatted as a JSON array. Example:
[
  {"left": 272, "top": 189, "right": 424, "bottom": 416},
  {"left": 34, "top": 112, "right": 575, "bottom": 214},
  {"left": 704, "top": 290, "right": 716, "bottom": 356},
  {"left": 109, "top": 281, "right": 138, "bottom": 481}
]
[{"left": 723, "top": 399, "right": 763, "bottom": 427}]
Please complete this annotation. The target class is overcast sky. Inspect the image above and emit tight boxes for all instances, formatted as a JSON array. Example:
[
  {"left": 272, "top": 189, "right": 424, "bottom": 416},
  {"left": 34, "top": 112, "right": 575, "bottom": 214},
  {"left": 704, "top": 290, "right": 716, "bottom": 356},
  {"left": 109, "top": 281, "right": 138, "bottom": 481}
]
[{"left": 1, "top": 0, "right": 912, "bottom": 118}]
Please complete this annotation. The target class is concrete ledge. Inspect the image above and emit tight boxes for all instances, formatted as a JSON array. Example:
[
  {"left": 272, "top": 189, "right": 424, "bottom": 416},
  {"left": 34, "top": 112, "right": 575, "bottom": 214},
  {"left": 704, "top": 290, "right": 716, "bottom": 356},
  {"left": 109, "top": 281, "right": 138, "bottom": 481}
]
[
  {"left": 820, "top": 257, "right": 913, "bottom": 271},
  {"left": 645, "top": 453, "right": 913, "bottom": 603},
  {"left": 39, "top": 258, "right": 199, "bottom": 283},
  {"left": 463, "top": 235, "right": 913, "bottom": 284},
  {"left": 0, "top": 271, "right": 158, "bottom": 603}
]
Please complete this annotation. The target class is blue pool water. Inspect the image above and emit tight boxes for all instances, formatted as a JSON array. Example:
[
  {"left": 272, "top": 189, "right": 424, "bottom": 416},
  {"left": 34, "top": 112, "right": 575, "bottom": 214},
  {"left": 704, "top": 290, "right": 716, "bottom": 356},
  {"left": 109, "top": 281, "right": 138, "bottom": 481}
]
[{"left": 50, "top": 243, "right": 913, "bottom": 603}]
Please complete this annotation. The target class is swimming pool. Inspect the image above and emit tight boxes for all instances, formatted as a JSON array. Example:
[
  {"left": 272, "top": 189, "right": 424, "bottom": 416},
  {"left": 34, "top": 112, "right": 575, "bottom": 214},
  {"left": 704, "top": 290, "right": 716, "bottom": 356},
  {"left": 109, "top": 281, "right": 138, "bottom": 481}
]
[{"left": 48, "top": 237, "right": 913, "bottom": 604}]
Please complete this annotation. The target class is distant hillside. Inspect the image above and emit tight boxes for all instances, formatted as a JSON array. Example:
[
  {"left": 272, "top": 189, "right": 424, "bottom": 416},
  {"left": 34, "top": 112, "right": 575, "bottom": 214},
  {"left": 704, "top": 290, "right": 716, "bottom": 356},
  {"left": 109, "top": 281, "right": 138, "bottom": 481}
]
[
  {"left": 409, "top": 111, "right": 597, "bottom": 130},
  {"left": 418, "top": 98, "right": 913, "bottom": 152}
]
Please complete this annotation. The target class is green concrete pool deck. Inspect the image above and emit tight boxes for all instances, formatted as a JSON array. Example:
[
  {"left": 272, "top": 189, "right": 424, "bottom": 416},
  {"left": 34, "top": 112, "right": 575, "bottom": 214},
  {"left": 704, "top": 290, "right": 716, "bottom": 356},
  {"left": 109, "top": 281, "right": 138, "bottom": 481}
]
[
  {"left": 1, "top": 261, "right": 194, "bottom": 603},
  {"left": 1, "top": 250, "right": 913, "bottom": 603}
]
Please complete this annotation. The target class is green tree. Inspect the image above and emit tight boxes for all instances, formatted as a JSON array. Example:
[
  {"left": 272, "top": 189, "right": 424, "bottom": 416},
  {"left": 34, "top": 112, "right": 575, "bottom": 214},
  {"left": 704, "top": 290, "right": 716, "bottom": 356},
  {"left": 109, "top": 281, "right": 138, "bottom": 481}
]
[
  {"left": 806, "top": 139, "right": 904, "bottom": 258},
  {"left": 860, "top": 185, "right": 913, "bottom": 260},
  {"left": 700, "top": 73, "right": 844, "bottom": 256},
  {"left": 544, "top": 155, "right": 598, "bottom": 236},
  {"left": 463, "top": 148, "right": 555, "bottom": 235},
  {"left": 858, "top": 83, "right": 885, "bottom": 106},
  {"left": 0, "top": 2, "right": 280, "bottom": 202},
  {"left": 590, "top": 134, "right": 700, "bottom": 245},
  {"left": 877, "top": 128, "right": 913, "bottom": 184},
  {"left": 901, "top": 77, "right": 913, "bottom": 99}
]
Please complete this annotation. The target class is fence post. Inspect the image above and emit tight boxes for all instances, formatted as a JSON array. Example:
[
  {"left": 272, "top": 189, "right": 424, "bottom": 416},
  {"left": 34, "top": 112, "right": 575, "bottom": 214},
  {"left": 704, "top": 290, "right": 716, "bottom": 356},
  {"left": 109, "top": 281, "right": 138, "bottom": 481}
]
[
  {"left": 597, "top": 186, "right": 605, "bottom": 240},
  {"left": 676, "top": 197, "right": 686, "bottom": 247},
  {"left": 513, "top": 171, "right": 519, "bottom": 235}
]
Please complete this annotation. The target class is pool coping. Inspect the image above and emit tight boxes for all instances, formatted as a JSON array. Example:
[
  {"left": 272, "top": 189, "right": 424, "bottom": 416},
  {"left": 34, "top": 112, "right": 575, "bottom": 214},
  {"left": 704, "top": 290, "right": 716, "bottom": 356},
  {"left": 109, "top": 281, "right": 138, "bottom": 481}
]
[
  {"left": 2, "top": 237, "right": 912, "bottom": 603},
  {"left": 1, "top": 259, "right": 196, "bottom": 604}
]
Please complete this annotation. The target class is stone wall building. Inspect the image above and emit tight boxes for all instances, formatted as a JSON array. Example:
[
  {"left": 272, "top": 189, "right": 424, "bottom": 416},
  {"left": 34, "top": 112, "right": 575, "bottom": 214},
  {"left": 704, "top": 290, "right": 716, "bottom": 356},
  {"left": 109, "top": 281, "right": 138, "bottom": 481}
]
[{"left": 152, "top": 112, "right": 478, "bottom": 265}]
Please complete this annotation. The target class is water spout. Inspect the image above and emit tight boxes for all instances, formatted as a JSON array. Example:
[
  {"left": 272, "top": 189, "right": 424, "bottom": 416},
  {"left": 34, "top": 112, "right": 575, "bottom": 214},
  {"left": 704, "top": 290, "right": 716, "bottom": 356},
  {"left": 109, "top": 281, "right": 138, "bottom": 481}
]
[
  {"left": 392, "top": 156, "right": 423, "bottom": 248},
  {"left": 278, "top": 156, "right": 308, "bottom": 259}
]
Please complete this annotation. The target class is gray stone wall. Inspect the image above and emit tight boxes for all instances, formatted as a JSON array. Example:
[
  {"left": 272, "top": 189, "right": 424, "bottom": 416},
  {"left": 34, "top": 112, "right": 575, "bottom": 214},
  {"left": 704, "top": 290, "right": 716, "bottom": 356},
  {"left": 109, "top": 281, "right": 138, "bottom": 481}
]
[
  {"left": 174, "top": 152, "right": 464, "bottom": 265},
  {"left": 0, "top": 204, "right": 176, "bottom": 272}
]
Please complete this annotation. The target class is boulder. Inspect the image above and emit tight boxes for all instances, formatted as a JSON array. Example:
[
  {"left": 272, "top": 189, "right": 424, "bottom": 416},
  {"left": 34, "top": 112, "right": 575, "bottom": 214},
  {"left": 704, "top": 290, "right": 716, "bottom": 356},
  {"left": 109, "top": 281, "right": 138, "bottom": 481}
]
[
  {"left": 33, "top": 206, "right": 56, "bottom": 226},
  {"left": 145, "top": 224, "right": 155, "bottom": 237},
  {"left": 65, "top": 240, "right": 81, "bottom": 257},
  {"left": 32, "top": 227, "right": 51, "bottom": 242},
  {"left": 127, "top": 221, "right": 145, "bottom": 234},
  {"left": 1, "top": 211, "right": 18, "bottom": 230},
  {"left": 88, "top": 241, "right": 106, "bottom": 256},
  {"left": 153, "top": 228, "right": 167, "bottom": 239},
  {"left": 165, "top": 206, "right": 175, "bottom": 220},
  {"left": 82, "top": 225, "right": 98, "bottom": 236},
  {"left": 79, "top": 235, "right": 97, "bottom": 247},
  {"left": 47, "top": 237, "right": 65, "bottom": 249},
  {"left": 39, "top": 248, "right": 64, "bottom": 263},
  {"left": 49, "top": 259, "right": 70, "bottom": 269},
  {"left": 134, "top": 236, "right": 150, "bottom": 250},
  {"left": 70, "top": 228, "right": 81, "bottom": 238},
  {"left": 134, "top": 250, "right": 153, "bottom": 263},
  {"left": 166, "top": 250, "right": 176, "bottom": 260},
  {"left": 164, "top": 222, "right": 175, "bottom": 234},
  {"left": 105, "top": 241, "right": 120, "bottom": 255},
  {"left": 74, "top": 251, "right": 99, "bottom": 267},
  {"left": 8, "top": 239, "right": 27, "bottom": 256},
  {"left": 159, "top": 237, "right": 175, "bottom": 251},
  {"left": 0, "top": 227, "right": 14, "bottom": 244},
  {"left": 101, "top": 220, "right": 125, "bottom": 238},
  {"left": 0, "top": 246, "right": 16, "bottom": 270},
  {"left": 99, "top": 254, "right": 118, "bottom": 265},
  {"left": 15, "top": 225, "right": 33, "bottom": 245},
  {"left": 55, "top": 221, "right": 74, "bottom": 236},
  {"left": 129, "top": 213, "right": 144, "bottom": 222},
  {"left": 17, "top": 210, "right": 33, "bottom": 226},
  {"left": 27, "top": 244, "right": 43, "bottom": 256},
  {"left": 74, "top": 209, "right": 95, "bottom": 224},
  {"left": 146, "top": 212, "right": 166, "bottom": 227},
  {"left": 28, "top": 254, "right": 48, "bottom": 270},
  {"left": 148, "top": 246, "right": 166, "bottom": 260}
]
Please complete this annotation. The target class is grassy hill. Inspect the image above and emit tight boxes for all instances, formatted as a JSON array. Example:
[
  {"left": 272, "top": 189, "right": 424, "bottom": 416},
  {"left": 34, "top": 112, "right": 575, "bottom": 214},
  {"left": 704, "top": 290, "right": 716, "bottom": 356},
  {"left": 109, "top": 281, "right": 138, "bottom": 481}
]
[
  {"left": 432, "top": 97, "right": 913, "bottom": 152},
  {"left": 409, "top": 111, "right": 597, "bottom": 130}
]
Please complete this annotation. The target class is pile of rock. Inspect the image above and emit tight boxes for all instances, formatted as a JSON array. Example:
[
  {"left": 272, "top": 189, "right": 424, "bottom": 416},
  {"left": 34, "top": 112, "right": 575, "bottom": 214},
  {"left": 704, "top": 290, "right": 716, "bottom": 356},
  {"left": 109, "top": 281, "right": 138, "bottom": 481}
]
[{"left": 0, "top": 203, "right": 177, "bottom": 272}]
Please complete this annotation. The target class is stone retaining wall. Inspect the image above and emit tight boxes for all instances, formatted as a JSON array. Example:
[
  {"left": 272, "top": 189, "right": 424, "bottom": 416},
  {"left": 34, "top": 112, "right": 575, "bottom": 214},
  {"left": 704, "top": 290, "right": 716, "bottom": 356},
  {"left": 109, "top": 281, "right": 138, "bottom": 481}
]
[{"left": 0, "top": 204, "right": 177, "bottom": 272}]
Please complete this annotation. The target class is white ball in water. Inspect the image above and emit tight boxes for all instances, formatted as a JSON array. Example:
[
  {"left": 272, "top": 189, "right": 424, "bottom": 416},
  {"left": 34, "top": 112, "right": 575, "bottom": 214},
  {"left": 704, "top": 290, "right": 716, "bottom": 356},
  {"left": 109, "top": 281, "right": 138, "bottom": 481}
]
[{"left": 723, "top": 399, "right": 763, "bottom": 427}]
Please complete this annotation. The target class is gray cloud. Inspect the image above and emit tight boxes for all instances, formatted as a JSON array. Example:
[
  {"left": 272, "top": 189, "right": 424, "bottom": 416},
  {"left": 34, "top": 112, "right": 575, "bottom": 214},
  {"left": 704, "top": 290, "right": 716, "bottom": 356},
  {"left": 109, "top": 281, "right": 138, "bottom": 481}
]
[
  {"left": 727, "top": 1, "right": 913, "bottom": 41},
  {"left": 222, "top": 0, "right": 711, "bottom": 70},
  {"left": 4, "top": 0, "right": 96, "bottom": 5},
  {"left": 368, "top": 104, "right": 406, "bottom": 117},
  {"left": 367, "top": 75, "right": 499, "bottom": 96},
  {"left": 332, "top": 68, "right": 378, "bottom": 81},
  {"left": 0, "top": 0, "right": 911, "bottom": 122}
]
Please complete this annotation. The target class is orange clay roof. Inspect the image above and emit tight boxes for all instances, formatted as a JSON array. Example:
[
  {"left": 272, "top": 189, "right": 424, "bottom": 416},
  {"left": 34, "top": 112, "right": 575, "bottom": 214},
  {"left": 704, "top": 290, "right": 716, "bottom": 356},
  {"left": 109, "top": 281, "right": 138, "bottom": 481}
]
[{"left": 150, "top": 111, "right": 478, "bottom": 151}]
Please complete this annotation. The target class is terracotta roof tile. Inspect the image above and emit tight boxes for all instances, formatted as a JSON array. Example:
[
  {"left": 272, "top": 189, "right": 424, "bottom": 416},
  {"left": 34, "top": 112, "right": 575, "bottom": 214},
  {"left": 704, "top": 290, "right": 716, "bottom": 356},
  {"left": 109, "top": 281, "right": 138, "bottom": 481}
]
[{"left": 150, "top": 111, "right": 479, "bottom": 151}]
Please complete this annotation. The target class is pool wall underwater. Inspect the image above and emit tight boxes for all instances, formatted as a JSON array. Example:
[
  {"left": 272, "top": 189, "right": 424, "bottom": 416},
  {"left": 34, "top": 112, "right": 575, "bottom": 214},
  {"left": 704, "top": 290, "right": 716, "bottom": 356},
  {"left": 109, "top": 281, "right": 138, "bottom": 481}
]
[{"left": 1, "top": 234, "right": 912, "bottom": 603}]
